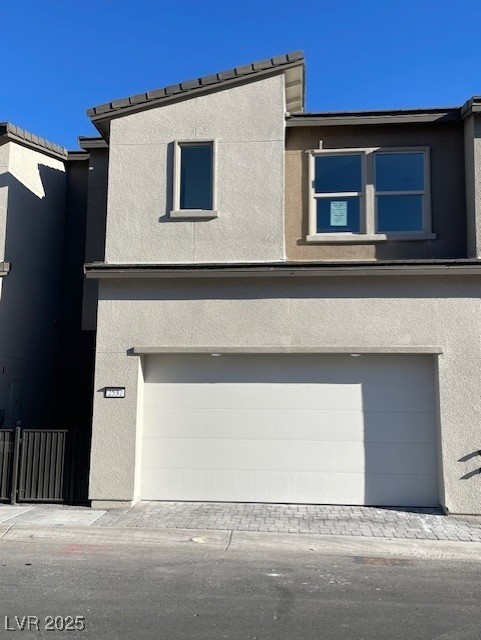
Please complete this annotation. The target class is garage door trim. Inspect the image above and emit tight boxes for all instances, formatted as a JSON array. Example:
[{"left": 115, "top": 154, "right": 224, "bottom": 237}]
[{"left": 133, "top": 346, "right": 444, "bottom": 355}]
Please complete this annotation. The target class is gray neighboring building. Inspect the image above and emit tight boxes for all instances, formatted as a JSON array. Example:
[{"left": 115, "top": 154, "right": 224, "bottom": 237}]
[
  {"left": 0, "top": 125, "right": 102, "bottom": 501},
  {"left": 0, "top": 125, "right": 68, "bottom": 431}
]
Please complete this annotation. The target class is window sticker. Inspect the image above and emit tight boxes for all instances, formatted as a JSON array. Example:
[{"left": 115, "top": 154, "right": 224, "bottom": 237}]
[{"left": 330, "top": 201, "right": 348, "bottom": 226}]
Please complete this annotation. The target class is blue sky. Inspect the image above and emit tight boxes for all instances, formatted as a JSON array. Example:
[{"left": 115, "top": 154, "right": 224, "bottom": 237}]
[{"left": 1, "top": 0, "right": 480, "bottom": 149}]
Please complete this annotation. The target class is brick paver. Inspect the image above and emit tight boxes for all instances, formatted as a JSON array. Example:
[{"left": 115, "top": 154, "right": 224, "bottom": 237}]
[
  {"left": 93, "top": 502, "right": 481, "bottom": 542},
  {"left": 3, "top": 502, "right": 481, "bottom": 542}
]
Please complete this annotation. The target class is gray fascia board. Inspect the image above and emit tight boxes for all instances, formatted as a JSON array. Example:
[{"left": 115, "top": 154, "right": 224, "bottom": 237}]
[
  {"left": 67, "top": 152, "right": 89, "bottom": 162},
  {"left": 78, "top": 136, "right": 109, "bottom": 150},
  {"left": 90, "top": 119, "right": 109, "bottom": 139},
  {"left": 66, "top": 151, "right": 89, "bottom": 161},
  {"left": 84, "top": 261, "right": 481, "bottom": 279},
  {"left": 287, "top": 110, "right": 461, "bottom": 127},
  {"left": 461, "top": 97, "right": 481, "bottom": 119}
]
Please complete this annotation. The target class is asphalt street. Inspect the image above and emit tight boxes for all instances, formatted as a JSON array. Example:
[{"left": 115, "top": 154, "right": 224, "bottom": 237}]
[{"left": 0, "top": 532, "right": 479, "bottom": 639}]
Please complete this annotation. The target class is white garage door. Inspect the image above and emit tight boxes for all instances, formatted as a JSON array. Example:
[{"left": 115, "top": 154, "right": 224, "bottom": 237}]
[{"left": 141, "top": 354, "right": 438, "bottom": 506}]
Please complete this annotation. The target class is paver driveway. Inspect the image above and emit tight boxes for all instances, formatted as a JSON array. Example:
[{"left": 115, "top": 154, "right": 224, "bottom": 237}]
[
  {"left": 92, "top": 502, "right": 481, "bottom": 541},
  {"left": 3, "top": 502, "right": 481, "bottom": 542}
]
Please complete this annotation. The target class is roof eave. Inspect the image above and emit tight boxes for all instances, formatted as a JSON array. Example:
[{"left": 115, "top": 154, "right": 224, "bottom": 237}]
[
  {"left": 0, "top": 123, "right": 68, "bottom": 161},
  {"left": 87, "top": 53, "right": 305, "bottom": 140},
  {"left": 78, "top": 136, "right": 109, "bottom": 150},
  {"left": 287, "top": 108, "right": 462, "bottom": 128},
  {"left": 461, "top": 97, "right": 481, "bottom": 119},
  {"left": 66, "top": 150, "right": 90, "bottom": 161}
]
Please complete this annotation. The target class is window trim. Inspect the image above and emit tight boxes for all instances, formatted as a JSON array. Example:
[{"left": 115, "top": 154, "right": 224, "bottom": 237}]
[
  {"left": 171, "top": 139, "right": 218, "bottom": 219},
  {"left": 307, "top": 146, "right": 434, "bottom": 243}
]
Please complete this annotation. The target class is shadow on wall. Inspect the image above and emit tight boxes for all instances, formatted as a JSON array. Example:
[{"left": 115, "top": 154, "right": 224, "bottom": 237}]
[
  {"left": 0, "top": 163, "right": 66, "bottom": 429},
  {"left": 459, "top": 451, "right": 481, "bottom": 480},
  {"left": 99, "top": 275, "right": 481, "bottom": 302},
  {"left": 158, "top": 142, "right": 173, "bottom": 221},
  {"left": 361, "top": 354, "right": 439, "bottom": 508}
]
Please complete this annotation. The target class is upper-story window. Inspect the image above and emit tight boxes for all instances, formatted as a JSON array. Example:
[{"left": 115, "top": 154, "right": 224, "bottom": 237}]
[
  {"left": 307, "top": 147, "right": 433, "bottom": 242},
  {"left": 375, "top": 152, "right": 426, "bottom": 233},
  {"left": 171, "top": 141, "right": 218, "bottom": 219}
]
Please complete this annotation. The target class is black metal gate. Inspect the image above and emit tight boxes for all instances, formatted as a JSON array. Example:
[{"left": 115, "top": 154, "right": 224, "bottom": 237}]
[{"left": 0, "top": 428, "right": 68, "bottom": 504}]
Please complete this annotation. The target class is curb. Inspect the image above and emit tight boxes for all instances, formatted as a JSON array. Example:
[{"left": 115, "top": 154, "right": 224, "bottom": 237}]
[{"left": 2, "top": 524, "right": 481, "bottom": 561}]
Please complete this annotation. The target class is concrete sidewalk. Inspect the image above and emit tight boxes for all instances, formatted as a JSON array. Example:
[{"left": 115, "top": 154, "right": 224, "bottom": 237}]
[{"left": 1, "top": 502, "right": 481, "bottom": 542}]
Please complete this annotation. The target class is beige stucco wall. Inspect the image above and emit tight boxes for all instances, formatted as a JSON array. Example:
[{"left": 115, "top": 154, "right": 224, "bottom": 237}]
[
  {"left": 105, "top": 74, "right": 286, "bottom": 264},
  {"left": 89, "top": 275, "right": 481, "bottom": 514},
  {"left": 285, "top": 123, "right": 466, "bottom": 261},
  {"left": 0, "top": 141, "right": 66, "bottom": 427}
]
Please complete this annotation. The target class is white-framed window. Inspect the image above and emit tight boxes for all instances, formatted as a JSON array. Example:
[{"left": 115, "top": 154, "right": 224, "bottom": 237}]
[
  {"left": 171, "top": 140, "right": 218, "bottom": 219},
  {"left": 307, "top": 147, "right": 434, "bottom": 242}
]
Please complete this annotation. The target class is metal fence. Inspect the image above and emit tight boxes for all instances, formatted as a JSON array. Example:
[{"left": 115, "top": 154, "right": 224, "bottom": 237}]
[
  {"left": 0, "top": 428, "right": 68, "bottom": 504},
  {"left": 17, "top": 430, "right": 68, "bottom": 503},
  {"left": 0, "top": 430, "right": 15, "bottom": 501}
]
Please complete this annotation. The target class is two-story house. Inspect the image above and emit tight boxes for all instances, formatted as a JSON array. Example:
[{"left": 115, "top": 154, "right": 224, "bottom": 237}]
[{"left": 84, "top": 51, "right": 481, "bottom": 515}]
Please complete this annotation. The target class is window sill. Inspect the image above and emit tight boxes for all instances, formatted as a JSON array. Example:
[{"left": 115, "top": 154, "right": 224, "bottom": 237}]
[
  {"left": 306, "top": 232, "right": 436, "bottom": 244},
  {"left": 170, "top": 210, "right": 218, "bottom": 220}
]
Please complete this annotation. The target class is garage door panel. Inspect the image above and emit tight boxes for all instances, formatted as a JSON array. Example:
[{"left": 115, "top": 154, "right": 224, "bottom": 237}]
[
  {"left": 142, "top": 439, "right": 437, "bottom": 475},
  {"left": 141, "top": 469, "right": 438, "bottom": 507},
  {"left": 362, "top": 381, "right": 434, "bottom": 412},
  {"left": 339, "top": 355, "right": 433, "bottom": 382},
  {"left": 364, "top": 473, "right": 438, "bottom": 507},
  {"left": 140, "top": 469, "right": 368, "bottom": 504},
  {"left": 146, "top": 381, "right": 434, "bottom": 412},
  {"left": 142, "top": 408, "right": 366, "bottom": 440},
  {"left": 144, "top": 354, "right": 434, "bottom": 384},
  {"left": 142, "top": 408, "right": 435, "bottom": 443},
  {"left": 145, "top": 383, "right": 364, "bottom": 411},
  {"left": 363, "top": 442, "right": 437, "bottom": 475},
  {"left": 362, "top": 411, "right": 436, "bottom": 443},
  {"left": 142, "top": 440, "right": 367, "bottom": 473}
]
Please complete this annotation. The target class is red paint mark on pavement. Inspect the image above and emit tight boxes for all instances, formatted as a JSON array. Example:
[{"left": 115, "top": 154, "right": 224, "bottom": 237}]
[{"left": 58, "top": 544, "right": 109, "bottom": 554}]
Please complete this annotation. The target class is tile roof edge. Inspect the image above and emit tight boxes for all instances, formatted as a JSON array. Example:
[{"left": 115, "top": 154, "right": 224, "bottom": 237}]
[
  {"left": 86, "top": 51, "right": 304, "bottom": 120},
  {"left": 0, "top": 122, "right": 68, "bottom": 159}
]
